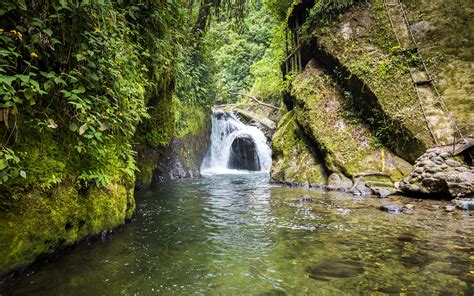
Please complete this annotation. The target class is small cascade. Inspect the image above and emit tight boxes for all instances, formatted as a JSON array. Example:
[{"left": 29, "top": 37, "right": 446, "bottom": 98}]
[{"left": 201, "top": 110, "right": 272, "bottom": 174}]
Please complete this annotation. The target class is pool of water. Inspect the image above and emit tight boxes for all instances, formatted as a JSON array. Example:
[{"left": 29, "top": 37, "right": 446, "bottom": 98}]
[{"left": 1, "top": 174, "right": 473, "bottom": 295}]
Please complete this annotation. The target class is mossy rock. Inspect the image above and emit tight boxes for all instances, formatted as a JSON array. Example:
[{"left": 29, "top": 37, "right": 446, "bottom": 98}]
[
  {"left": 271, "top": 110, "right": 328, "bottom": 186},
  {"left": 290, "top": 62, "right": 411, "bottom": 182},
  {"left": 302, "top": 0, "right": 432, "bottom": 160},
  {"left": 0, "top": 183, "right": 134, "bottom": 276}
]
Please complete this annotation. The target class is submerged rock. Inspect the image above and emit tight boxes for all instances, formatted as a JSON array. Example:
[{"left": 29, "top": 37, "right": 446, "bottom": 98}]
[
  {"left": 306, "top": 259, "right": 364, "bottom": 280},
  {"left": 452, "top": 198, "right": 474, "bottom": 210},
  {"left": 444, "top": 204, "right": 456, "bottom": 212},
  {"left": 380, "top": 204, "right": 404, "bottom": 213}
]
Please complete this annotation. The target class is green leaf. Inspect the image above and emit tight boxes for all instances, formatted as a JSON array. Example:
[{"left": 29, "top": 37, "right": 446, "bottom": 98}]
[
  {"left": 79, "top": 123, "right": 88, "bottom": 135},
  {"left": 0, "top": 160, "right": 7, "bottom": 170},
  {"left": 24, "top": 88, "right": 34, "bottom": 100},
  {"left": 69, "top": 122, "right": 78, "bottom": 132},
  {"left": 40, "top": 71, "right": 57, "bottom": 79},
  {"left": 54, "top": 77, "right": 66, "bottom": 85},
  {"left": 43, "top": 28, "right": 53, "bottom": 37},
  {"left": 88, "top": 72, "right": 99, "bottom": 81},
  {"left": 44, "top": 80, "right": 55, "bottom": 91},
  {"left": 16, "top": 0, "right": 27, "bottom": 10},
  {"left": 30, "top": 79, "right": 40, "bottom": 89},
  {"left": 72, "top": 86, "right": 86, "bottom": 94},
  {"left": 15, "top": 74, "right": 29, "bottom": 82},
  {"left": 0, "top": 75, "right": 16, "bottom": 86},
  {"left": 75, "top": 53, "right": 86, "bottom": 62}
]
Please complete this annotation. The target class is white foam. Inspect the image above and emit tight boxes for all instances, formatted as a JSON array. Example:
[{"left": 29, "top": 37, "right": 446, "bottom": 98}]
[{"left": 200, "top": 111, "right": 272, "bottom": 175}]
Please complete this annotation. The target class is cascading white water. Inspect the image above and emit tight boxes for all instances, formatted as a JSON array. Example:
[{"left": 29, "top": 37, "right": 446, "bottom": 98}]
[{"left": 200, "top": 110, "right": 272, "bottom": 175}]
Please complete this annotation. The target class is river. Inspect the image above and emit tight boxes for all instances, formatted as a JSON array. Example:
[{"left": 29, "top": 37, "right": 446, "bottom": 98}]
[{"left": 0, "top": 173, "right": 472, "bottom": 295}]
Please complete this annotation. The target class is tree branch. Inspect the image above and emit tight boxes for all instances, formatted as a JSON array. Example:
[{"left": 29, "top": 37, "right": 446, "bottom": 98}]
[{"left": 229, "top": 93, "right": 279, "bottom": 110}]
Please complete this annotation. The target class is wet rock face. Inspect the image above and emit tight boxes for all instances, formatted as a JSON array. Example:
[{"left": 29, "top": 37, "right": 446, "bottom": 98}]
[
  {"left": 399, "top": 148, "right": 473, "bottom": 198},
  {"left": 228, "top": 136, "right": 261, "bottom": 171}
]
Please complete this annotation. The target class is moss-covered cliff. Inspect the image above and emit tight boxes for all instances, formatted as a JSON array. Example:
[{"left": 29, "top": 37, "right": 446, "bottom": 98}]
[
  {"left": 271, "top": 0, "right": 472, "bottom": 193},
  {"left": 0, "top": 0, "right": 212, "bottom": 276}
]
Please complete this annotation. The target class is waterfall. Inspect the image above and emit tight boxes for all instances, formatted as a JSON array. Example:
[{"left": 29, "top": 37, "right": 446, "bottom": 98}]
[{"left": 201, "top": 110, "right": 272, "bottom": 175}]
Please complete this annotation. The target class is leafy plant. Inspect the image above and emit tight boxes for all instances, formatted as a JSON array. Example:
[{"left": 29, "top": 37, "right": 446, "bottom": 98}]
[{"left": 0, "top": 147, "right": 25, "bottom": 184}]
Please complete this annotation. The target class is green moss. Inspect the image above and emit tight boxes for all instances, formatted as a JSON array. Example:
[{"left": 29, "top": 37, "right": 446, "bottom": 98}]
[
  {"left": 290, "top": 63, "right": 412, "bottom": 181},
  {"left": 306, "top": 0, "right": 432, "bottom": 160},
  {"left": 173, "top": 98, "right": 209, "bottom": 139},
  {"left": 0, "top": 182, "right": 134, "bottom": 276},
  {"left": 403, "top": 0, "right": 473, "bottom": 132},
  {"left": 271, "top": 110, "right": 328, "bottom": 185}
]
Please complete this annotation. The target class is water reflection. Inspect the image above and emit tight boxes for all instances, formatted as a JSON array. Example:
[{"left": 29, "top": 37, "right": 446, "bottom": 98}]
[{"left": 1, "top": 174, "right": 472, "bottom": 295}]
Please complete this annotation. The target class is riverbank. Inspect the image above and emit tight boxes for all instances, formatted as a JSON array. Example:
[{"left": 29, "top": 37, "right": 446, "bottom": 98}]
[{"left": 1, "top": 174, "right": 472, "bottom": 294}]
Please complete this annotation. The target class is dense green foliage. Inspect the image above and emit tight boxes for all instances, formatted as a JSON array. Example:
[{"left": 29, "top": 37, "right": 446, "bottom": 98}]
[
  {"left": 0, "top": 0, "right": 189, "bottom": 190},
  {"left": 302, "top": 0, "right": 359, "bottom": 33},
  {"left": 0, "top": 0, "right": 289, "bottom": 192},
  {"left": 208, "top": 3, "right": 286, "bottom": 103}
]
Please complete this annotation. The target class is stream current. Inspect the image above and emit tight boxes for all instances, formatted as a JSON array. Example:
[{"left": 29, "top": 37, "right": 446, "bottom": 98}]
[{"left": 0, "top": 113, "right": 472, "bottom": 295}]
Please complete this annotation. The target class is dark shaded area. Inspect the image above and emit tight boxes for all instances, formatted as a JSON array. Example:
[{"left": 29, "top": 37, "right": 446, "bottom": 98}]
[
  {"left": 228, "top": 136, "right": 261, "bottom": 171},
  {"left": 287, "top": 0, "right": 315, "bottom": 30},
  {"left": 306, "top": 259, "right": 365, "bottom": 280}
]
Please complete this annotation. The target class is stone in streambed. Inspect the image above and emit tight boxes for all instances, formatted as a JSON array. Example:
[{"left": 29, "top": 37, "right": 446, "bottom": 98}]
[
  {"left": 306, "top": 259, "right": 364, "bottom": 280},
  {"left": 327, "top": 173, "right": 353, "bottom": 191},
  {"left": 371, "top": 187, "right": 394, "bottom": 198},
  {"left": 444, "top": 204, "right": 455, "bottom": 212},
  {"left": 452, "top": 198, "right": 474, "bottom": 210},
  {"left": 380, "top": 204, "right": 403, "bottom": 213},
  {"left": 426, "top": 166, "right": 442, "bottom": 174},
  {"left": 408, "top": 184, "right": 420, "bottom": 192}
]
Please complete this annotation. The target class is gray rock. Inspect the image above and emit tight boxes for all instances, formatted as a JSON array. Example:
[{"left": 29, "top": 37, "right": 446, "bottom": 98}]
[
  {"left": 299, "top": 195, "right": 314, "bottom": 202},
  {"left": 400, "top": 149, "right": 473, "bottom": 198},
  {"left": 371, "top": 187, "right": 394, "bottom": 198},
  {"left": 350, "top": 178, "right": 373, "bottom": 196},
  {"left": 426, "top": 148, "right": 438, "bottom": 153},
  {"left": 380, "top": 204, "right": 403, "bottom": 213},
  {"left": 452, "top": 199, "right": 474, "bottom": 210},
  {"left": 440, "top": 152, "right": 451, "bottom": 159},
  {"left": 445, "top": 159, "right": 461, "bottom": 167},
  {"left": 328, "top": 173, "right": 353, "bottom": 191},
  {"left": 422, "top": 178, "right": 438, "bottom": 186},
  {"left": 426, "top": 166, "right": 442, "bottom": 174},
  {"left": 408, "top": 184, "right": 420, "bottom": 192},
  {"left": 404, "top": 204, "right": 414, "bottom": 210},
  {"left": 414, "top": 167, "right": 424, "bottom": 174},
  {"left": 444, "top": 204, "right": 455, "bottom": 212},
  {"left": 418, "top": 159, "right": 433, "bottom": 167}
]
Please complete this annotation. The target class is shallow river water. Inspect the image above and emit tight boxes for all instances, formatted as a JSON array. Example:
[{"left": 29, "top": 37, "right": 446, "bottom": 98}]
[{"left": 1, "top": 173, "right": 473, "bottom": 295}]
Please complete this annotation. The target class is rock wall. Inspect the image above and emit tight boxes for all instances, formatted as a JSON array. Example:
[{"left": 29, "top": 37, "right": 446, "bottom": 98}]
[
  {"left": 399, "top": 148, "right": 473, "bottom": 198},
  {"left": 271, "top": 0, "right": 472, "bottom": 196},
  {"left": 0, "top": 183, "right": 135, "bottom": 276},
  {"left": 151, "top": 116, "right": 211, "bottom": 184},
  {"left": 271, "top": 110, "right": 329, "bottom": 187}
]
